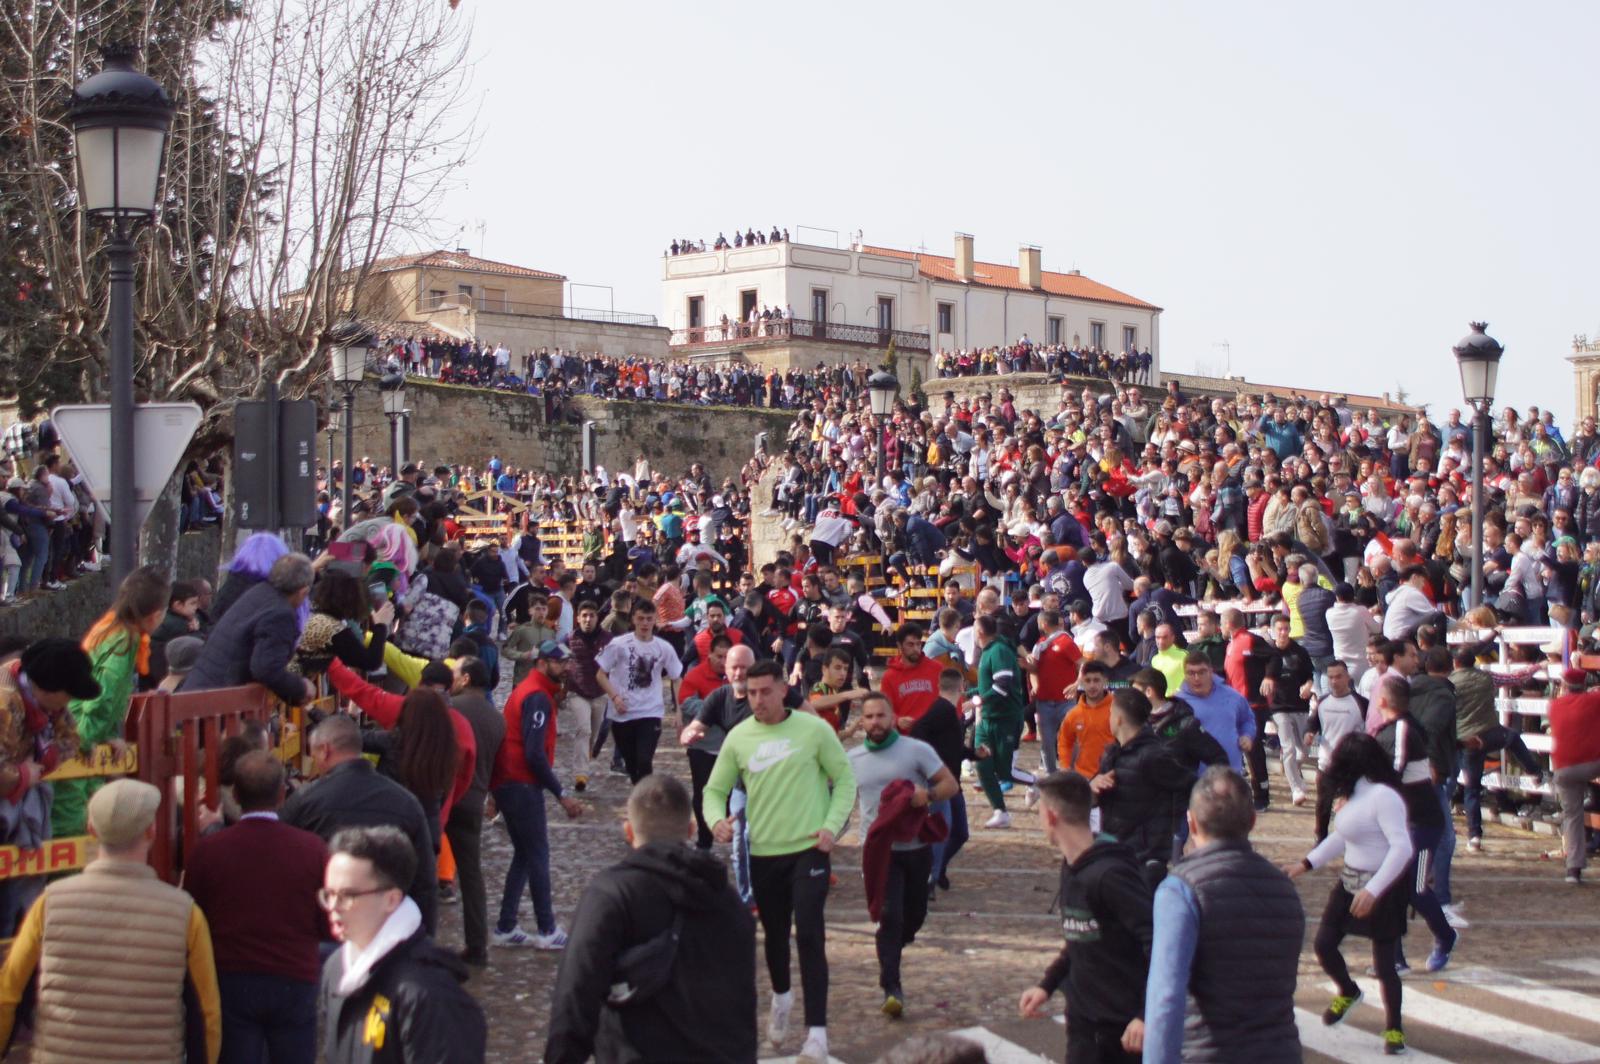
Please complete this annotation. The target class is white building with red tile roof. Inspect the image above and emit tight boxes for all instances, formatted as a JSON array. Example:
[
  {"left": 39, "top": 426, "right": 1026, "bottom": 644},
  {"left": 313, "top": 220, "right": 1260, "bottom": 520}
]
[{"left": 661, "top": 231, "right": 1161, "bottom": 376}]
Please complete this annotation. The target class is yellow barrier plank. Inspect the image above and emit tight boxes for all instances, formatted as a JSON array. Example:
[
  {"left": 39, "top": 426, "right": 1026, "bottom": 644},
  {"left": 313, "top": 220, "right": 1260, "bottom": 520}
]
[
  {"left": 42, "top": 743, "right": 137, "bottom": 782},
  {"left": 0, "top": 835, "right": 94, "bottom": 881}
]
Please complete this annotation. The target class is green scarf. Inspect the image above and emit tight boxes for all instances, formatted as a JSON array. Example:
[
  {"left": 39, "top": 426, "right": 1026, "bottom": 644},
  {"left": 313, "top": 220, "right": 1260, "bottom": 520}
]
[{"left": 864, "top": 729, "right": 899, "bottom": 752}]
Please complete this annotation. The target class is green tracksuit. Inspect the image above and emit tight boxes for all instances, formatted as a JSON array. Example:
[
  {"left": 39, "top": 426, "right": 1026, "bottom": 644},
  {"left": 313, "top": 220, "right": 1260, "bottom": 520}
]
[{"left": 975, "top": 634, "right": 1024, "bottom": 811}]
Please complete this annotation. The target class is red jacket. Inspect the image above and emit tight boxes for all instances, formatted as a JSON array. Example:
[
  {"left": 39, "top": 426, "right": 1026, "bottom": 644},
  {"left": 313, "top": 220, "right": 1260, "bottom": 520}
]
[
  {"left": 326, "top": 660, "right": 476, "bottom": 821},
  {"left": 493, "top": 667, "right": 562, "bottom": 791},
  {"left": 862, "top": 779, "right": 948, "bottom": 921},
  {"left": 1551, "top": 690, "right": 1600, "bottom": 770},
  {"left": 881, "top": 654, "right": 944, "bottom": 727},
  {"left": 678, "top": 660, "right": 723, "bottom": 705}
]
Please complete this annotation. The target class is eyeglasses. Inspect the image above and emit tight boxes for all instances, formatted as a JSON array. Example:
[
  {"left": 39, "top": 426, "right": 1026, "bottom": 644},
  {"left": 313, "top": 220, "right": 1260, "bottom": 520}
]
[{"left": 317, "top": 886, "right": 392, "bottom": 911}]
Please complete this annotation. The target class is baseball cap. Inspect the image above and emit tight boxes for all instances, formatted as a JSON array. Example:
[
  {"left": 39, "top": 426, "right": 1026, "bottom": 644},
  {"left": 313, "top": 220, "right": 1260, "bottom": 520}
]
[
  {"left": 88, "top": 778, "right": 162, "bottom": 848},
  {"left": 535, "top": 639, "right": 571, "bottom": 662},
  {"left": 1562, "top": 667, "right": 1588, "bottom": 688}
]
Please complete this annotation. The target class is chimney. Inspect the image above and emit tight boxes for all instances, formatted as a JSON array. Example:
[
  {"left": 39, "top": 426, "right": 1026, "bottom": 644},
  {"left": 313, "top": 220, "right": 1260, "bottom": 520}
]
[
  {"left": 1019, "top": 245, "right": 1042, "bottom": 289},
  {"left": 954, "top": 232, "right": 974, "bottom": 283}
]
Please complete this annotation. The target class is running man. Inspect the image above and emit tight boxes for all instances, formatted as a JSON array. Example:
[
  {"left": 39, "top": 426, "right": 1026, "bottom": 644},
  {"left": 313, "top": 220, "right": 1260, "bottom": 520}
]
[
  {"left": 594, "top": 599, "right": 683, "bottom": 782},
  {"left": 848, "top": 691, "right": 958, "bottom": 1018},
  {"left": 703, "top": 660, "right": 856, "bottom": 1063}
]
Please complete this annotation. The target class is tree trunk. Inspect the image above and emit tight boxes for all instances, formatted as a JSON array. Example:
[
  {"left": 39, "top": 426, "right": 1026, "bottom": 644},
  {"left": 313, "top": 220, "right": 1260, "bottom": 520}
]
[{"left": 138, "top": 469, "right": 184, "bottom": 580}]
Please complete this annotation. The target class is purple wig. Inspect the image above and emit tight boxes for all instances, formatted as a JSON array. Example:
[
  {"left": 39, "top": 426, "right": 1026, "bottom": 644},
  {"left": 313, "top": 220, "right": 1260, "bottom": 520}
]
[
  {"left": 228, "top": 532, "right": 289, "bottom": 577},
  {"left": 224, "top": 532, "right": 308, "bottom": 631}
]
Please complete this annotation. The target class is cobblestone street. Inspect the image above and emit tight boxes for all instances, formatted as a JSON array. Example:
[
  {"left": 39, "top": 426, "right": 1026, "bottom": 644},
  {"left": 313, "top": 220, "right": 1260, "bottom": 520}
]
[{"left": 430, "top": 708, "right": 1600, "bottom": 1064}]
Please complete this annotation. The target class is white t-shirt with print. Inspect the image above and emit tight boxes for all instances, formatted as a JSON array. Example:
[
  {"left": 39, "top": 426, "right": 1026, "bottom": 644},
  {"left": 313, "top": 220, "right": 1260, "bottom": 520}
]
[{"left": 595, "top": 634, "right": 683, "bottom": 721}]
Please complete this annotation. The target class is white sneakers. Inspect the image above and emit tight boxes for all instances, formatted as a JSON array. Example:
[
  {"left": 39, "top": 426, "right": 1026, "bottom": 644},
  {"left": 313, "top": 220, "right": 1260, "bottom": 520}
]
[
  {"left": 1442, "top": 903, "right": 1470, "bottom": 929},
  {"left": 1023, "top": 787, "right": 1041, "bottom": 811},
  {"left": 984, "top": 810, "right": 1012, "bottom": 829},
  {"left": 768, "top": 990, "right": 793, "bottom": 1049},
  {"left": 797, "top": 1031, "right": 830, "bottom": 1062},
  {"left": 490, "top": 925, "right": 567, "bottom": 950}
]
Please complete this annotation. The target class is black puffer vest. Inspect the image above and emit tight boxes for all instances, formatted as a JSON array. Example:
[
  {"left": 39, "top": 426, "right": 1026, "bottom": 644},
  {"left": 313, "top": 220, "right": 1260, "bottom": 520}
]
[{"left": 1167, "top": 839, "right": 1305, "bottom": 1062}]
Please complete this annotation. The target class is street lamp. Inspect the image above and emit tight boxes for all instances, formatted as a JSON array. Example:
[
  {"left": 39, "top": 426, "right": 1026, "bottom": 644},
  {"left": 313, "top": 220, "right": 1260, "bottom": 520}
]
[
  {"left": 329, "top": 320, "right": 374, "bottom": 527},
  {"left": 70, "top": 44, "right": 173, "bottom": 586},
  {"left": 867, "top": 369, "right": 900, "bottom": 484},
  {"left": 325, "top": 405, "right": 341, "bottom": 497},
  {"left": 1453, "top": 321, "right": 1504, "bottom": 610},
  {"left": 380, "top": 375, "right": 407, "bottom": 475}
]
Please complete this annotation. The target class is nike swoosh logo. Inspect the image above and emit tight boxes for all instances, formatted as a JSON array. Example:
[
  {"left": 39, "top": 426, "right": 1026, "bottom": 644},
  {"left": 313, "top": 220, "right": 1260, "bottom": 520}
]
[
  {"left": 808, "top": 867, "right": 827, "bottom": 877},
  {"left": 746, "top": 752, "right": 791, "bottom": 773}
]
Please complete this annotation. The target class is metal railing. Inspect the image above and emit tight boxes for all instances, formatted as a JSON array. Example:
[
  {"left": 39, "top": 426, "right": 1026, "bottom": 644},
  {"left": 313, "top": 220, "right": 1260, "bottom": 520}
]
[
  {"left": 670, "top": 317, "right": 931, "bottom": 352},
  {"left": 418, "top": 294, "right": 657, "bottom": 327}
]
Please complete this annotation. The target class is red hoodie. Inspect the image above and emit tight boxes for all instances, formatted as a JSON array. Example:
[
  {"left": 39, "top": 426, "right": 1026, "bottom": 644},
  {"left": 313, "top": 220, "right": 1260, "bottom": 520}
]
[
  {"left": 326, "top": 660, "right": 476, "bottom": 822},
  {"left": 881, "top": 653, "right": 944, "bottom": 727}
]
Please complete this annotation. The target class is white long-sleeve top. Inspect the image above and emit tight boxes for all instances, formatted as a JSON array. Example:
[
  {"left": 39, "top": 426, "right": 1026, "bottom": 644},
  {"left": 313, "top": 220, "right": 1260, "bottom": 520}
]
[{"left": 1305, "top": 778, "right": 1415, "bottom": 899}]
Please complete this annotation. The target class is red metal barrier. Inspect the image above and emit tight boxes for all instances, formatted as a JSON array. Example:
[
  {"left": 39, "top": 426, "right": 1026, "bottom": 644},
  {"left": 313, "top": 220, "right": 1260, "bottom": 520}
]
[{"left": 129, "top": 684, "right": 314, "bottom": 883}]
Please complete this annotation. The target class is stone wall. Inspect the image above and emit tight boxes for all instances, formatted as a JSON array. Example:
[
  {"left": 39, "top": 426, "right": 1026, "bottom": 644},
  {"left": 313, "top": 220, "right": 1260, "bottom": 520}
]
[
  {"left": 344, "top": 380, "right": 794, "bottom": 482},
  {"left": 0, "top": 526, "right": 221, "bottom": 641}
]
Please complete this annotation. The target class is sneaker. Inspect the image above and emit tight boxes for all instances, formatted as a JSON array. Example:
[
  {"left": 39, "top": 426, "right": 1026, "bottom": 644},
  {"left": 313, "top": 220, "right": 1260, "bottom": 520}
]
[
  {"left": 574, "top": 774, "right": 588, "bottom": 792},
  {"left": 797, "top": 1032, "right": 830, "bottom": 1062},
  {"left": 1567, "top": 869, "right": 1583, "bottom": 886},
  {"left": 998, "top": 781, "right": 1014, "bottom": 794},
  {"left": 491, "top": 926, "right": 536, "bottom": 947},
  {"left": 1442, "top": 903, "right": 1470, "bottom": 929},
  {"left": 532, "top": 927, "right": 568, "bottom": 950},
  {"left": 1291, "top": 791, "right": 1308, "bottom": 807},
  {"left": 610, "top": 762, "right": 629, "bottom": 777},
  {"left": 1322, "top": 990, "right": 1362, "bottom": 1026},
  {"left": 936, "top": 873, "right": 951, "bottom": 891},
  {"left": 438, "top": 882, "right": 458, "bottom": 905},
  {"left": 768, "top": 992, "right": 793, "bottom": 1049},
  {"left": 1426, "top": 941, "right": 1453, "bottom": 973},
  {"left": 881, "top": 989, "right": 904, "bottom": 1018},
  {"left": 1366, "top": 960, "right": 1410, "bottom": 977},
  {"left": 1023, "top": 786, "right": 1041, "bottom": 811},
  {"left": 43, "top": 581, "right": 64, "bottom": 591},
  {"left": 1383, "top": 1028, "right": 1407, "bottom": 1055},
  {"left": 984, "top": 810, "right": 1012, "bottom": 829},
  {"left": 458, "top": 947, "right": 489, "bottom": 967},
  {"left": 1021, "top": 728, "right": 1038, "bottom": 743},
  {"left": 1467, "top": 837, "right": 1483, "bottom": 853}
]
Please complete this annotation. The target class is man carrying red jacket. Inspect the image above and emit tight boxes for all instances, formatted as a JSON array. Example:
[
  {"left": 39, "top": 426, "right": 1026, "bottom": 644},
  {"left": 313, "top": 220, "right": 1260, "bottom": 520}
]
[
  {"left": 326, "top": 659, "right": 476, "bottom": 827},
  {"left": 489, "top": 640, "right": 583, "bottom": 948}
]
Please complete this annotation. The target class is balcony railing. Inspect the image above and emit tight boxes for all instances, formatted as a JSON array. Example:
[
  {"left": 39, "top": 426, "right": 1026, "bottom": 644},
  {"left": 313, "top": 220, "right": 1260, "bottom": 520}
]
[
  {"left": 419, "top": 294, "right": 657, "bottom": 327},
  {"left": 670, "top": 317, "right": 930, "bottom": 352}
]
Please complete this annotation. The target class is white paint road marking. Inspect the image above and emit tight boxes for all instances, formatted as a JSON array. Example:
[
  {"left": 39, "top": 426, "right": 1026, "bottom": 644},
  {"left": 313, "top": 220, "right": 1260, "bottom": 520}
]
[
  {"left": 1349, "top": 977, "right": 1600, "bottom": 1063},
  {"left": 1294, "top": 1007, "right": 1454, "bottom": 1064},
  {"left": 1549, "top": 957, "right": 1600, "bottom": 978},
  {"left": 1444, "top": 966, "right": 1600, "bottom": 1031}
]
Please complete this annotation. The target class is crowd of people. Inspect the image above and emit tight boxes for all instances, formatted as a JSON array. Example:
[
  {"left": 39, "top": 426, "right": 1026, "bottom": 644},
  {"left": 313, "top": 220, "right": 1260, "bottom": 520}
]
[
  {"left": 2, "top": 357, "right": 1599, "bottom": 1062},
  {"left": 366, "top": 335, "right": 895, "bottom": 410},
  {"left": 934, "top": 342, "right": 1155, "bottom": 384},
  {"left": 665, "top": 226, "right": 791, "bottom": 255}
]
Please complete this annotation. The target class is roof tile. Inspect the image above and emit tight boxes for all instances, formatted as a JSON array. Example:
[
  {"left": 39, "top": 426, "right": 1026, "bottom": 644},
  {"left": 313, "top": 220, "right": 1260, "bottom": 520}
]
[
  {"left": 371, "top": 250, "right": 566, "bottom": 281},
  {"left": 861, "top": 244, "right": 1159, "bottom": 311}
]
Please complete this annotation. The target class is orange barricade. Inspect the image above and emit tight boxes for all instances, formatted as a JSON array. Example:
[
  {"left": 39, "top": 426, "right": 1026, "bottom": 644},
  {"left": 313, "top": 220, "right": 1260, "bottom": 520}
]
[{"left": 127, "top": 683, "right": 322, "bottom": 883}]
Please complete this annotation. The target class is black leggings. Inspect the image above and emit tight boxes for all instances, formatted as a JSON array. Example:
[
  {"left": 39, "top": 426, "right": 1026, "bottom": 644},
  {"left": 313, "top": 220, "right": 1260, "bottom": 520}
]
[
  {"left": 1314, "top": 889, "right": 1403, "bottom": 1031},
  {"left": 750, "top": 848, "right": 831, "bottom": 1028},
  {"left": 687, "top": 747, "right": 717, "bottom": 849},
  {"left": 611, "top": 718, "right": 661, "bottom": 783}
]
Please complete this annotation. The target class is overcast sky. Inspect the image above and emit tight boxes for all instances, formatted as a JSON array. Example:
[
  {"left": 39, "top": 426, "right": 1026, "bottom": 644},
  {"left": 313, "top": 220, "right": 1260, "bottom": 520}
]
[{"left": 433, "top": 1, "right": 1599, "bottom": 421}]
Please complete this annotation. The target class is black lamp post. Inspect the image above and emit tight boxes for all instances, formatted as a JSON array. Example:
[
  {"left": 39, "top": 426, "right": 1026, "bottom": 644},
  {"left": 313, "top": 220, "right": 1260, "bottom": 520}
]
[
  {"left": 325, "top": 406, "right": 341, "bottom": 495},
  {"left": 329, "top": 321, "right": 375, "bottom": 527},
  {"left": 70, "top": 45, "right": 173, "bottom": 586},
  {"left": 867, "top": 369, "right": 901, "bottom": 484},
  {"left": 1453, "top": 321, "right": 1504, "bottom": 610}
]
